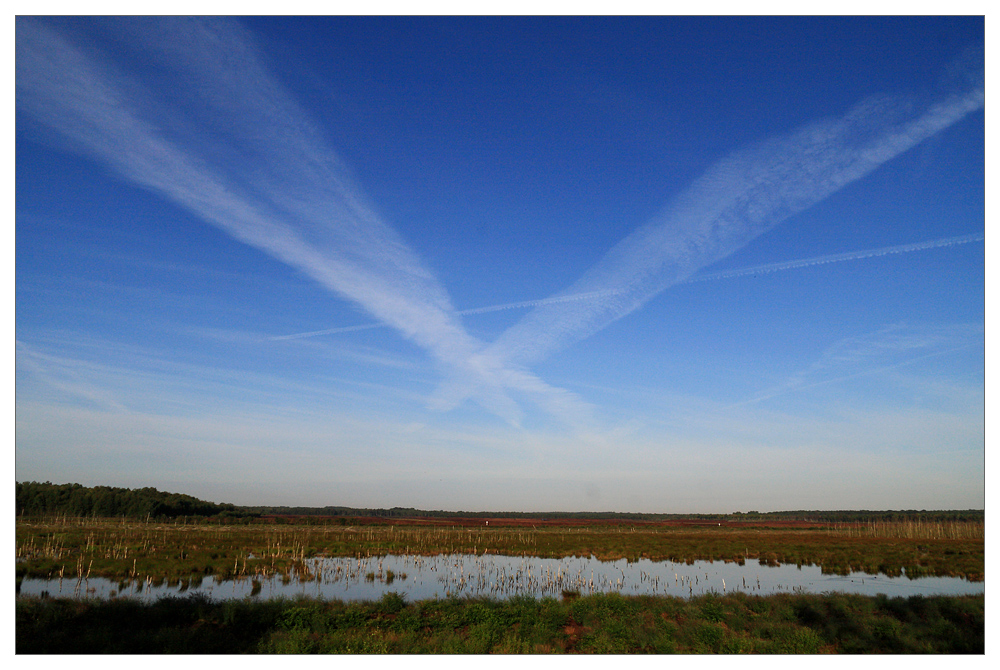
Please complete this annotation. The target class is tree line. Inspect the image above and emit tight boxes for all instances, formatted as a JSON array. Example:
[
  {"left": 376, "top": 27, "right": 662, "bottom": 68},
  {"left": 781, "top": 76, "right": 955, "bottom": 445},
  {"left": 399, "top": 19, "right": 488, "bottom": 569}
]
[
  {"left": 16, "top": 481, "right": 982, "bottom": 523},
  {"left": 15, "top": 481, "right": 253, "bottom": 520},
  {"left": 730, "top": 510, "right": 984, "bottom": 523},
  {"left": 250, "top": 506, "right": 983, "bottom": 523}
]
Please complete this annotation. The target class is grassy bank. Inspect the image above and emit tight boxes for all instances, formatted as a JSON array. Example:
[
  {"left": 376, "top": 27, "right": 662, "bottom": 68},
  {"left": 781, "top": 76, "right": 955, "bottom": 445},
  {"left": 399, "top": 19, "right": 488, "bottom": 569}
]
[
  {"left": 16, "top": 590, "right": 983, "bottom": 654},
  {"left": 16, "top": 517, "right": 985, "bottom": 583}
]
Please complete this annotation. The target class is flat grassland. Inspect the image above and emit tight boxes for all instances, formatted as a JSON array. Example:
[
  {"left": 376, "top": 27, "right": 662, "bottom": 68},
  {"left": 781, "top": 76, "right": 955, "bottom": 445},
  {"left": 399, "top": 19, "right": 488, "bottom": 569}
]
[{"left": 16, "top": 516, "right": 984, "bottom": 654}]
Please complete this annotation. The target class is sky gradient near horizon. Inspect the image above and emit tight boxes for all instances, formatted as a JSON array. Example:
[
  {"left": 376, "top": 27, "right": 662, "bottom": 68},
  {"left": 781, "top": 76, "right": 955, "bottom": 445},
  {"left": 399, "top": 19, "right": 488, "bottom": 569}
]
[{"left": 15, "top": 16, "right": 985, "bottom": 512}]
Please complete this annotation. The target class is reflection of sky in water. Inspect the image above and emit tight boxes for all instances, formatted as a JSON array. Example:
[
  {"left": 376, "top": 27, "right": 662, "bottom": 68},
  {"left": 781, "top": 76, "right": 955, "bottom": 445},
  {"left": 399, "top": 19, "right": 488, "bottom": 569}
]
[{"left": 17, "top": 554, "right": 985, "bottom": 603}]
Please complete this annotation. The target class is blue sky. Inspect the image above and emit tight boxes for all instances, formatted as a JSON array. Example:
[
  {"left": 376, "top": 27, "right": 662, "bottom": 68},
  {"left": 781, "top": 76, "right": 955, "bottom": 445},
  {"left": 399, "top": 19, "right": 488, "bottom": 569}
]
[{"left": 15, "top": 16, "right": 985, "bottom": 512}]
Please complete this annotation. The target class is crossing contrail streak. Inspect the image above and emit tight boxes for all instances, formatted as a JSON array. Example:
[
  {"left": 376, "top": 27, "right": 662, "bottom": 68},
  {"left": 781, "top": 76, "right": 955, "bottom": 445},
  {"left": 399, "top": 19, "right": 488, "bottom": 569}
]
[
  {"left": 685, "top": 233, "right": 983, "bottom": 284},
  {"left": 270, "top": 290, "right": 627, "bottom": 340},
  {"left": 16, "top": 17, "right": 599, "bottom": 426},
  {"left": 270, "top": 289, "right": 627, "bottom": 340},
  {"left": 270, "top": 323, "right": 386, "bottom": 340},
  {"left": 470, "top": 76, "right": 984, "bottom": 379},
  {"left": 19, "top": 17, "right": 980, "bottom": 427},
  {"left": 270, "top": 233, "right": 982, "bottom": 340},
  {"left": 457, "top": 289, "right": 627, "bottom": 315}
]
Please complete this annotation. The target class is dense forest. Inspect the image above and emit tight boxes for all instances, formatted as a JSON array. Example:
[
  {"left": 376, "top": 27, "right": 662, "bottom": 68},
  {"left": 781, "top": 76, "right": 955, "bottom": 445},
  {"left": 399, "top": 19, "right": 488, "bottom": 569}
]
[
  {"left": 16, "top": 482, "right": 983, "bottom": 523},
  {"left": 15, "top": 482, "right": 252, "bottom": 520}
]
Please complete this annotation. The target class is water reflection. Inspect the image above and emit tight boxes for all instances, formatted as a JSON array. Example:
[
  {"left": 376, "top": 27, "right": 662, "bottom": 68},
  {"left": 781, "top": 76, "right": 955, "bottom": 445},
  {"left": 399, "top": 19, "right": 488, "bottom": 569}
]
[{"left": 17, "top": 553, "right": 984, "bottom": 602}]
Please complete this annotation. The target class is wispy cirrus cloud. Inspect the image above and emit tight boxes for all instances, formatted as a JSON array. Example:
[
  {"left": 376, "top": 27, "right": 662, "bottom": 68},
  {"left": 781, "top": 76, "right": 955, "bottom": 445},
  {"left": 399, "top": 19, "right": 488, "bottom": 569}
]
[
  {"left": 431, "top": 48, "right": 983, "bottom": 410},
  {"left": 15, "top": 17, "right": 592, "bottom": 426},
  {"left": 15, "top": 17, "right": 472, "bottom": 363},
  {"left": 491, "top": 79, "right": 983, "bottom": 368},
  {"left": 685, "top": 233, "right": 983, "bottom": 284},
  {"left": 16, "top": 18, "right": 982, "bottom": 430},
  {"left": 740, "top": 322, "right": 984, "bottom": 406},
  {"left": 271, "top": 233, "right": 982, "bottom": 340},
  {"left": 16, "top": 341, "right": 128, "bottom": 412}
]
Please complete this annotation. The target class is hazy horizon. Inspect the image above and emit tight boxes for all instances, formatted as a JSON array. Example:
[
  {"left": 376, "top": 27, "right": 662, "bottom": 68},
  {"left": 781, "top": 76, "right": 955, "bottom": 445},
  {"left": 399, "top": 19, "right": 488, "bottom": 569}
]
[{"left": 16, "top": 16, "right": 984, "bottom": 513}]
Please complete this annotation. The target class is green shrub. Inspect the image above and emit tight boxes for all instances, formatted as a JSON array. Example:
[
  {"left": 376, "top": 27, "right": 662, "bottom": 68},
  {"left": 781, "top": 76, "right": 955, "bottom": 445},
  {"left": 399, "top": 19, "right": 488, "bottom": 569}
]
[
  {"left": 691, "top": 622, "right": 724, "bottom": 652},
  {"left": 376, "top": 591, "right": 406, "bottom": 615},
  {"left": 700, "top": 597, "right": 724, "bottom": 622}
]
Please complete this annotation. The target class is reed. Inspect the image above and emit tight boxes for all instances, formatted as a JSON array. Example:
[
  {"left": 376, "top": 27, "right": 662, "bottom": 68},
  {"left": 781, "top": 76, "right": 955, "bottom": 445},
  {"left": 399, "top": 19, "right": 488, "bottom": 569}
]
[
  {"left": 15, "top": 517, "right": 985, "bottom": 584},
  {"left": 833, "top": 519, "right": 984, "bottom": 540}
]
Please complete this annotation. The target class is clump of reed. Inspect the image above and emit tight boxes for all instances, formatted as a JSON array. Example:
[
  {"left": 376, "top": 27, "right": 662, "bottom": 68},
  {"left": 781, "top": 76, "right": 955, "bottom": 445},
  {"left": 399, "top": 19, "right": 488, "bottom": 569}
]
[{"left": 836, "top": 520, "right": 984, "bottom": 540}]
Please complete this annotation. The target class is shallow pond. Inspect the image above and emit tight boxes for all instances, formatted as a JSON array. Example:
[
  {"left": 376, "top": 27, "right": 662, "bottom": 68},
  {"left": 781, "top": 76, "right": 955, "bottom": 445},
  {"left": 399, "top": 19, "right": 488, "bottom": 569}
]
[{"left": 17, "top": 553, "right": 984, "bottom": 602}]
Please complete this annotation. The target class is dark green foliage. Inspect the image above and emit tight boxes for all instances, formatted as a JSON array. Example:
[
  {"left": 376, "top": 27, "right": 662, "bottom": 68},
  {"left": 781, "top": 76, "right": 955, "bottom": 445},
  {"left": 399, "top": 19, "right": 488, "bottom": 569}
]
[
  {"left": 376, "top": 591, "right": 407, "bottom": 614},
  {"left": 17, "top": 594, "right": 260, "bottom": 653},
  {"left": 16, "top": 591, "right": 983, "bottom": 654},
  {"left": 700, "top": 595, "right": 725, "bottom": 622},
  {"left": 16, "top": 481, "right": 254, "bottom": 520}
]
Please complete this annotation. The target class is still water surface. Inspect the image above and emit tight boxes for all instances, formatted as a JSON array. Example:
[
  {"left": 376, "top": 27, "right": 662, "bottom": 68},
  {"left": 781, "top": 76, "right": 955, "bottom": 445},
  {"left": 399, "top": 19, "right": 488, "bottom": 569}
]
[{"left": 18, "top": 553, "right": 984, "bottom": 602}]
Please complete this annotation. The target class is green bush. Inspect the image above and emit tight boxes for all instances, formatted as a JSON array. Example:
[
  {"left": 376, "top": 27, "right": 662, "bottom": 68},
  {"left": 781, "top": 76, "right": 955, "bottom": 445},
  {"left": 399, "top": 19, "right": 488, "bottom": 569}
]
[{"left": 376, "top": 591, "right": 406, "bottom": 615}]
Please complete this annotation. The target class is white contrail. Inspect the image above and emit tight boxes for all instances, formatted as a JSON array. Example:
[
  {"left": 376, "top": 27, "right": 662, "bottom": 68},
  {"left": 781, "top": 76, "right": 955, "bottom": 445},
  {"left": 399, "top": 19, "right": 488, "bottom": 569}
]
[
  {"left": 15, "top": 17, "right": 470, "bottom": 363},
  {"left": 457, "top": 289, "right": 627, "bottom": 315},
  {"left": 17, "top": 18, "right": 982, "bottom": 427},
  {"left": 431, "top": 46, "right": 983, "bottom": 410},
  {"left": 478, "top": 67, "right": 983, "bottom": 372},
  {"left": 271, "top": 233, "right": 982, "bottom": 341},
  {"left": 16, "top": 17, "right": 591, "bottom": 426},
  {"left": 685, "top": 233, "right": 983, "bottom": 284},
  {"left": 271, "top": 288, "right": 627, "bottom": 340},
  {"left": 270, "top": 323, "right": 387, "bottom": 341}
]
